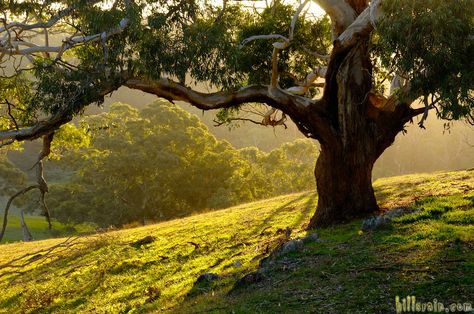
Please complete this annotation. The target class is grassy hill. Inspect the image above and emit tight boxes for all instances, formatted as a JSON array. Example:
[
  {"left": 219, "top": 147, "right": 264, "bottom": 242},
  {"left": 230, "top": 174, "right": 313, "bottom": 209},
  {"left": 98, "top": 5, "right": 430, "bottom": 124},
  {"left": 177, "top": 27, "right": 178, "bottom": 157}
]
[
  {"left": 0, "top": 170, "right": 473, "bottom": 313},
  {"left": 0, "top": 213, "right": 94, "bottom": 244}
]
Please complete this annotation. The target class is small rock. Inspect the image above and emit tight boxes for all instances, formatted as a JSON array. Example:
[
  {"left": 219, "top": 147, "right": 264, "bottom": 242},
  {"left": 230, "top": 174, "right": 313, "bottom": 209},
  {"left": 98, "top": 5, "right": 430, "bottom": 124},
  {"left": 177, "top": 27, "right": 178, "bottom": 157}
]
[
  {"left": 233, "top": 259, "right": 242, "bottom": 268},
  {"left": 196, "top": 272, "right": 220, "bottom": 284},
  {"left": 234, "top": 271, "right": 265, "bottom": 288},
  {"left": 301, "top": 233, "right": 320, "bottom": 244},
  {"left": 362, "top": 206, "right": 421, "bottom": 231},
  {"left": 361, "top": 216, "right": 390, "bottom": 231},
  {"left": 280, "top": 239, "right": 304, "bottom": 255},
  {"left": 384, "top": 207, "right": 408, "bottom": 219}
]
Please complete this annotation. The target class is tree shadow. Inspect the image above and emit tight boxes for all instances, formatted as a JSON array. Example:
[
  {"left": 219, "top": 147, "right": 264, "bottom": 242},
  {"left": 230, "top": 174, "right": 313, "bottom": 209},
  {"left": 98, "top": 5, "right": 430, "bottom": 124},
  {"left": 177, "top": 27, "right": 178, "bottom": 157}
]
[
  {"left": 170, "top": 196, "right": 473, "bottom": 313},
  {"left": 250, "top": 192, "right": 314, "bottom": 236}
]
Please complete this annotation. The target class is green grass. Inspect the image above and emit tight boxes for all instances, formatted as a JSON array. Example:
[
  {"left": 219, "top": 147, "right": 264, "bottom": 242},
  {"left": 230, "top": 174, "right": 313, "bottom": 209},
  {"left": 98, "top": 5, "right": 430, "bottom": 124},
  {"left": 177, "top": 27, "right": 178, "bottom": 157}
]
[
  {"left": 0, "top": 213, "right": 95, "bottom": 244},
  {"left": 0, "top": 169, "right": 472, "bottom": 313}
]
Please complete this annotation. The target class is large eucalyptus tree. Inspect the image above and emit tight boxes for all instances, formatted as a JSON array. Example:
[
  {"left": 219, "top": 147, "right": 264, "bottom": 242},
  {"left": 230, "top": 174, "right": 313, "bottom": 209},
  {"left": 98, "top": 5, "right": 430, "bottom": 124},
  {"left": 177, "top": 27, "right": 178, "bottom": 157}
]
[{"left": 0, "top": 0, "right": 472, "bottom": 227}]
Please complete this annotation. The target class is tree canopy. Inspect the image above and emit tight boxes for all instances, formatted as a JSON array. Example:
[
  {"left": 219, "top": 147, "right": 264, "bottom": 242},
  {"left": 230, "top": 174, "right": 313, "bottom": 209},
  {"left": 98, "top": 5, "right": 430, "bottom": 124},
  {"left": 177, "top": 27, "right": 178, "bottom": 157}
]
[{"left": 0, "top": 0, "right": 472, "bottom": 226}]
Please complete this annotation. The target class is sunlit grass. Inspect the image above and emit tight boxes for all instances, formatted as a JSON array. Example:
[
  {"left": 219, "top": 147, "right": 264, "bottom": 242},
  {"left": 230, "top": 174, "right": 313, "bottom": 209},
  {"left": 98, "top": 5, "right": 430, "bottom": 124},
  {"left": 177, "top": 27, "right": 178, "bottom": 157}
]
[
  {"left": 0, "top": 169, "right": 472, "bottom": 313},
  {"left": 0, "top": 214, "right": 94, "bottom": 244}
]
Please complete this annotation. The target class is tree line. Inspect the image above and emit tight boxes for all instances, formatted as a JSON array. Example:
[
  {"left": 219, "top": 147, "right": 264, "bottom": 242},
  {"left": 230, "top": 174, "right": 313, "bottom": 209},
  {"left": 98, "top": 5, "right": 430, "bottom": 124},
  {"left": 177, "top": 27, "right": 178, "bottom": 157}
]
[{"left": 2, "top": 101, "right": 318, "bottom": 228}]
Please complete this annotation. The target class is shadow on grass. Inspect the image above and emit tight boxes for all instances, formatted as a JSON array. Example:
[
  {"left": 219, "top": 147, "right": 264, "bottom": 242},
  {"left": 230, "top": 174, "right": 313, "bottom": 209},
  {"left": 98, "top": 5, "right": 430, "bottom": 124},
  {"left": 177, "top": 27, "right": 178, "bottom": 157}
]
[
  {"left": 170, "top": 195, "right": 474, "bottom": 314},
  {"left": 250, "top": 192, "right": 312, "bottom": 235},
  {"left": 0, "top": 235, "right": 113, "bottom": 313}
]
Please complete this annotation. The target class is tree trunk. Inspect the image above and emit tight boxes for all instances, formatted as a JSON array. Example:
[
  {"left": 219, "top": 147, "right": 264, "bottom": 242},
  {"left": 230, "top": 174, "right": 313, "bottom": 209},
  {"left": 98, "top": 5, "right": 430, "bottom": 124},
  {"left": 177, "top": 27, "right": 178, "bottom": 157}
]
[
  {"left": 308, "top": 142, "right": 379, "bottom": 227},
  {"left": 307, "top": 39, "right": 398, "bottom": 228}
]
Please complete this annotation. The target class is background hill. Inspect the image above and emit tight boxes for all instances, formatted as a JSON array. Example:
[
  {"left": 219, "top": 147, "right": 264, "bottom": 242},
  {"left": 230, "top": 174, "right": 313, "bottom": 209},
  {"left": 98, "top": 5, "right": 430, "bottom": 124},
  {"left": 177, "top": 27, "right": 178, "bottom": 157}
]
[
  {"left": 7, "top": 87, "right": 474, "bottom": 181},
  {"left": 0, "top": 170, "right": 472, "bottom": 313}
]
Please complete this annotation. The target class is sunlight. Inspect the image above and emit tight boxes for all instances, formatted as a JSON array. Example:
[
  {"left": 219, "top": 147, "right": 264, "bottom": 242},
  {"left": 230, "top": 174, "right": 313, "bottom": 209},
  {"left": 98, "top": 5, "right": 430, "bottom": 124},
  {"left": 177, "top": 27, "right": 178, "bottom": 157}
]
[{"left": 213, "top": 0, "right": 325, "bottom": 18}]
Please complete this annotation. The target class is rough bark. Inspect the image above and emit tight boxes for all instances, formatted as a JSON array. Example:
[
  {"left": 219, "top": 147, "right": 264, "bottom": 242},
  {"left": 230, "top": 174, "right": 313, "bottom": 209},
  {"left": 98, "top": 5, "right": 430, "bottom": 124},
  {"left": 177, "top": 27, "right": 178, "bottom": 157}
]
[
  {"left": 310, "top": 142, "right": 379, "bottom": 226},
  {"left": 308, "top": 36, "right": 394, "bottom": 227}
]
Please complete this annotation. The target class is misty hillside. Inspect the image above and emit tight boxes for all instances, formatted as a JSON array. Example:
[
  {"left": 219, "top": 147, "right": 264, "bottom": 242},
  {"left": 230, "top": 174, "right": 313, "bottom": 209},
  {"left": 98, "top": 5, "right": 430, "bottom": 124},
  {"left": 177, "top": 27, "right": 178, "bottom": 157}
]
[
  {"left": 0, "top": 170, "right": 472, "bottom": 313},
  {"left": 7, "top": 88, "right": 474, "bottom": 183}
]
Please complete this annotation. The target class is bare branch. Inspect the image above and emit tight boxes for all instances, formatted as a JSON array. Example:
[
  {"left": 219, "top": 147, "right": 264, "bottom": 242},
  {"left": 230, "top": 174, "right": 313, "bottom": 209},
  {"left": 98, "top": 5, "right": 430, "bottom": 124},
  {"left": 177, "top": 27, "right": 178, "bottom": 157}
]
[
  {"left": 289, "top": 0, "right": 310, "bottom": 41},
  {"left": 335, "top": 0, "right": 382, "bottom": 51},
  {"left": 418, "top": 96, "right": 430, "bottom": 129},
  {"left": 0, "top": 7, "right": 75, "bottom": 33},
  {"left": 19, "top": 208, "right": 33, "bottom": 242},
  {"left": 312, "top": 0, "right": 357, "bottom": 38},
  {"left": 239, "top": 34, "right": 289, "bottom": 48},
  {"left": 37, "top": 160, "right": 52, "bottom": 229},
  {"left": 0, "top": 0, "right": 128, "bottom": 67},
  {"left": 284, "top": 66, "right": 327, "bottom": 95},
  {"left": 390, "top": 73, "right": 407, "bottom": 95},
  {"left": 5, "top": 99, "right": 19, "bottom": 130}
]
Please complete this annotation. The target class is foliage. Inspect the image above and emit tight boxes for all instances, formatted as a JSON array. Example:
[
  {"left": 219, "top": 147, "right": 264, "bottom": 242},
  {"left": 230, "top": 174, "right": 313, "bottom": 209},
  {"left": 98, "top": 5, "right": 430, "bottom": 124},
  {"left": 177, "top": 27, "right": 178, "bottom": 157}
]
[
  {"left": 376, "top": 0, "right": 474, "bottom": 122},
  {"left": 46, "top": 101, "right": 318, "bottom": 227},
  {"left": 0, "top": 154, "right": 27, "bottom": 196},
  {"left": 0, "top": 170, "right": 472, "bottom": 313}
]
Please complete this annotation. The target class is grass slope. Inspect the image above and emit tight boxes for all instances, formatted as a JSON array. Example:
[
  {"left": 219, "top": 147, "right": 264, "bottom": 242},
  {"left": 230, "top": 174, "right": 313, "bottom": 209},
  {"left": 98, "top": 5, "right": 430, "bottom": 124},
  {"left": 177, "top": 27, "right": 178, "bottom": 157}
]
[
  {"left": 0, "top": 170, "right": 473, "bottom": 313},
  {"left": 0, "top": 214, "right": 94, "bottom": 244}
]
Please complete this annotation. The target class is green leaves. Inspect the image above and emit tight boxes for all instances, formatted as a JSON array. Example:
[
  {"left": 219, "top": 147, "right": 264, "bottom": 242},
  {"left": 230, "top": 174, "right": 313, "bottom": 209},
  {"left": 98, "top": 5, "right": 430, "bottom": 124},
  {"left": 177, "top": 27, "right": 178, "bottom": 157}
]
[
  {"left": 47, "top": 101, "right": 319, "bottom": 227},
  {"left": 375, "top": 0, "right": 474, "bottom": 122}
]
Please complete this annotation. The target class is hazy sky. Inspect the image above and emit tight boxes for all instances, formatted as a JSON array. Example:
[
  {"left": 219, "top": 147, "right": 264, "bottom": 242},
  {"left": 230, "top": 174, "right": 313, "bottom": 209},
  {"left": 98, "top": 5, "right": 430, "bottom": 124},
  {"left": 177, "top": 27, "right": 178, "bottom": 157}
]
[{"left": 215, "top": 0, "right": 325, "bottom": 17}]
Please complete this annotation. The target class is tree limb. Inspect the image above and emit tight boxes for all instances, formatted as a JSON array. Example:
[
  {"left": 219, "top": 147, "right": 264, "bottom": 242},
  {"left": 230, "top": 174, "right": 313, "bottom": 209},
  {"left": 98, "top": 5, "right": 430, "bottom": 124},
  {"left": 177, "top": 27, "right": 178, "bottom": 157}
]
[
  {"left": 0, "top": 7, "right": 75, "bottom": 33},
  {"left": 312, "top": 0, "right": 357, "bottom": 38},
  {"left": 0, "top": 77, "right": 124, "bottom": 144},
  {"left": 240, "top": 34, "right": 289, "bottom": 48},
  {"left": 125, "top": 78, "right": 332, "bottom": 141},
  {"left": 334, "top": 0, "right": 382, "bottom": 51},
  {"left": 124, "top": 78, "right": 313, "bottom": 117}
]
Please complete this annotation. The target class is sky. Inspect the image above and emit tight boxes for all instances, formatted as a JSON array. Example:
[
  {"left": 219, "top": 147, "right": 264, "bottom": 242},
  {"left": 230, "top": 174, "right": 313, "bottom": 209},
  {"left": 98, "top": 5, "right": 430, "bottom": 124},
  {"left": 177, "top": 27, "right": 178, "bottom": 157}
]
[{"left": 217, "top": 0, "right": 325, "bottom": 18}]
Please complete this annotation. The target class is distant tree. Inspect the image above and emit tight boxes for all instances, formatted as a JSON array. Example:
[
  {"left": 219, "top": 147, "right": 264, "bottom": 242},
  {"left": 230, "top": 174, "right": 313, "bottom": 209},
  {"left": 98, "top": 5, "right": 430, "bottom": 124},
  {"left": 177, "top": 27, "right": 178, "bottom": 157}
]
[
  {"left": 0, "top": 0, "right": 472, "bottom": 226},
  {"left": 239, "top": 139, "right": 318, "bottom": 195},
  {"left": 48, "top": 102, "right": 318, "bottom": 226},
  {"left": 48, "top": 102, "right": 248, "bottom": 226}
]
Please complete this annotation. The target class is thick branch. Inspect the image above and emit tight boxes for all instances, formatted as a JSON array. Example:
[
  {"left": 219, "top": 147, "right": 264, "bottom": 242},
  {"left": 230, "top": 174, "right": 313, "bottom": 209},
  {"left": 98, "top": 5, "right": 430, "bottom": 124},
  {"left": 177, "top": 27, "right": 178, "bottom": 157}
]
[
  {"left": 126, "top": 77, "right": 332, "bottom": 141},
  {"left": 125, "top": 78, "right": 313, "bottom": 114},
  {"left": 313, "top": 0, "right": 357, "bottom": 38},
  {"left": 334, "top": 0, "right": 382, "bottom": 51}
]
